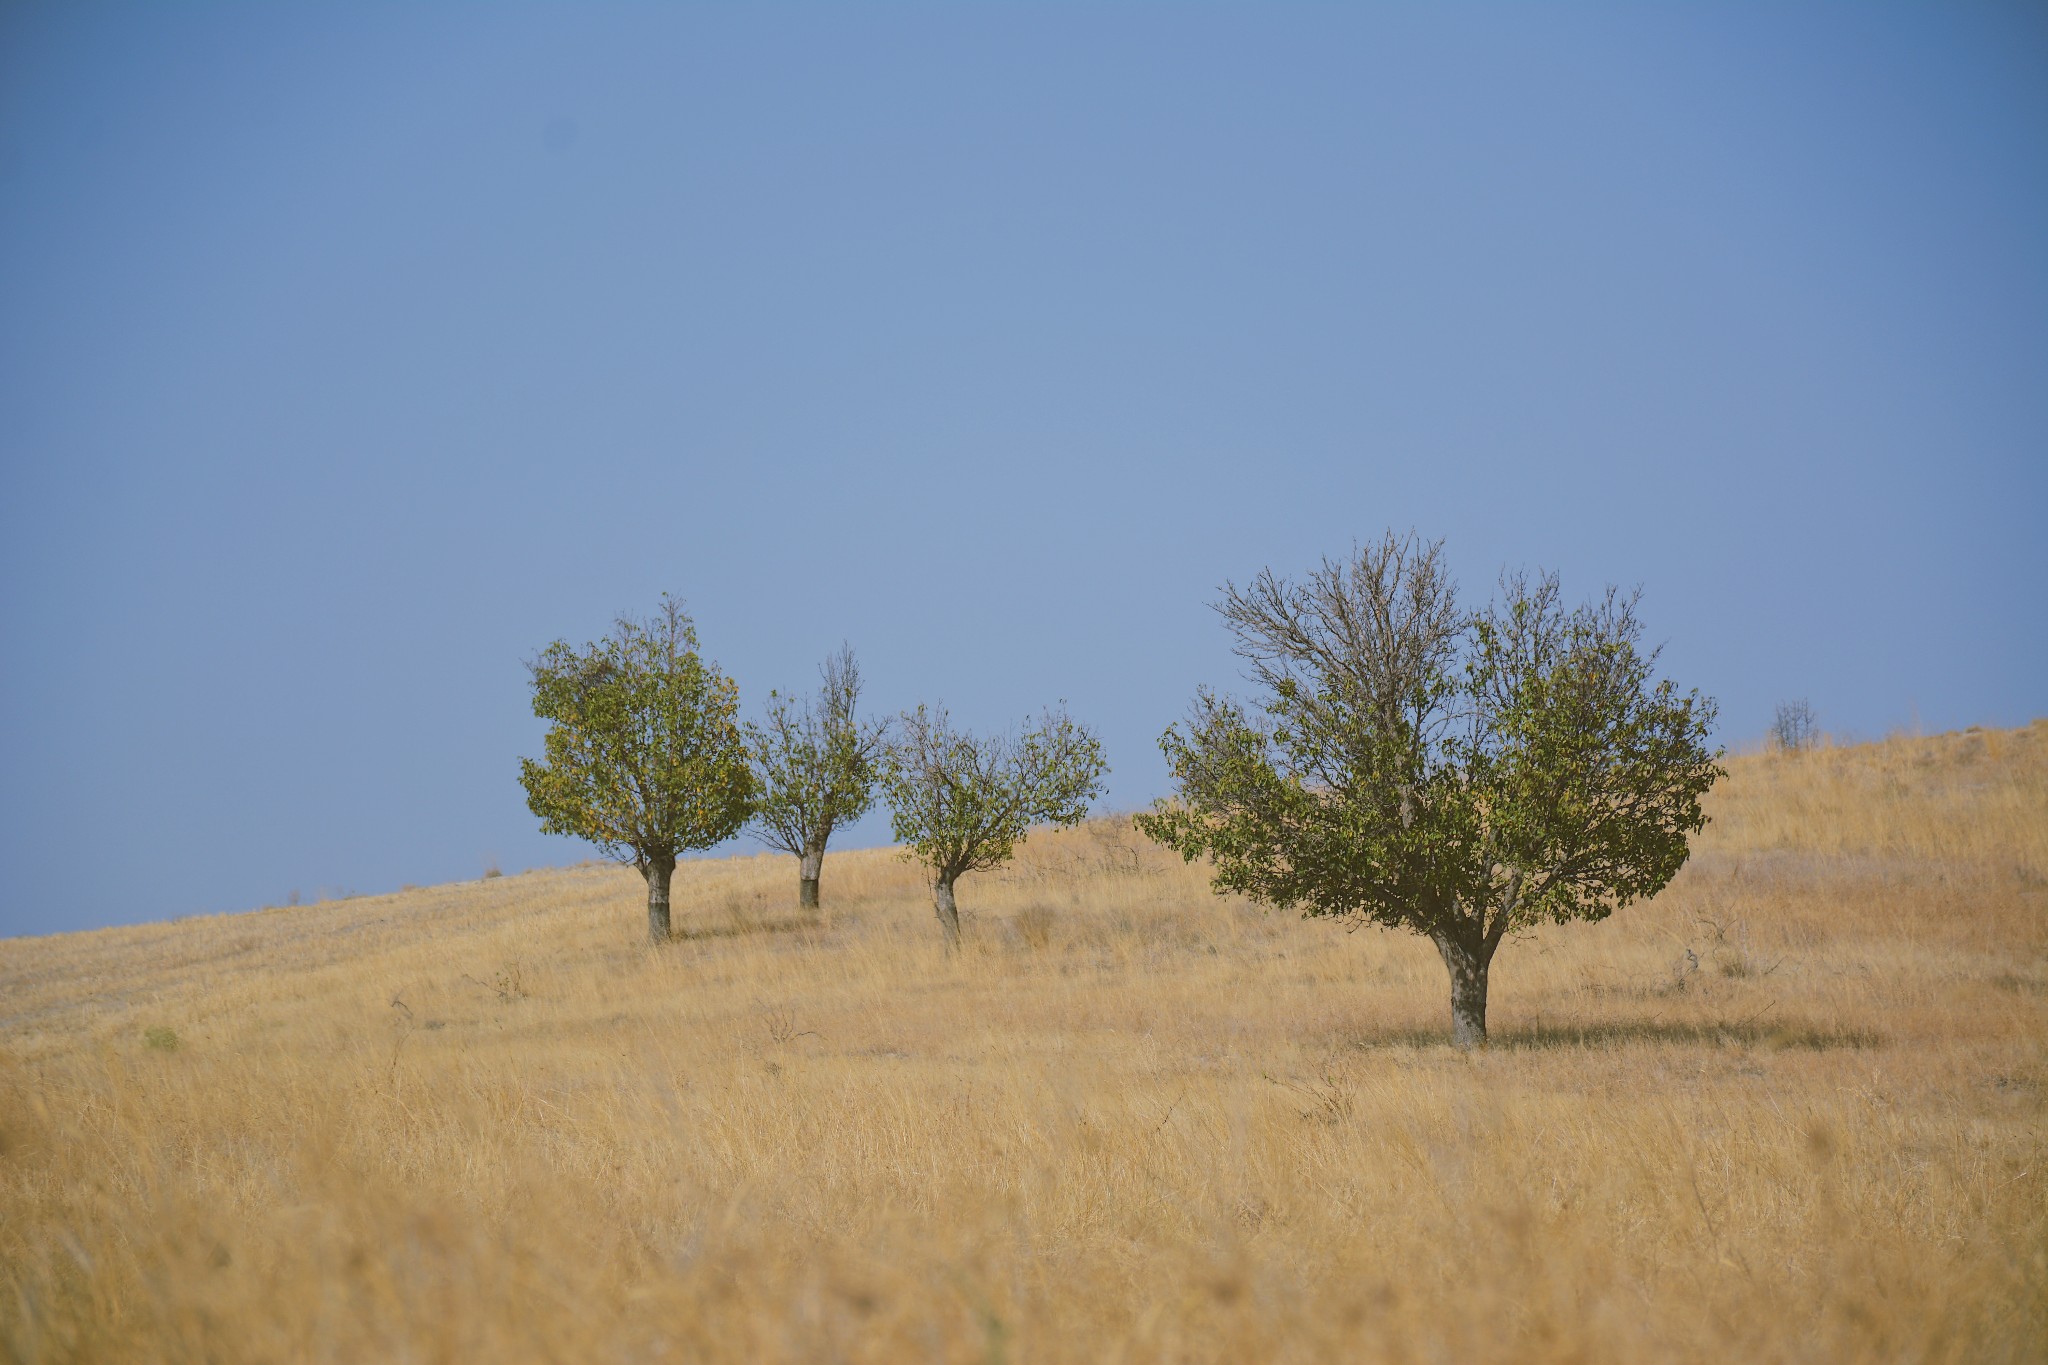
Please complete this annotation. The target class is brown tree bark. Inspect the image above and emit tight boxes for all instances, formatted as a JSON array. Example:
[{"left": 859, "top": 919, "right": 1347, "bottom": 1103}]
[
  {"left": 933, "top": 874, "right": 962, "bottom": 950},
  {"left": 643, "top": 854, "right": 677, "bottom": 945},
  {"left": 799, "top": 848, "right": 822, "bottom": 910},
  {"left": 1432, "top": 926, "right": 1492, "bottom": 1048}
]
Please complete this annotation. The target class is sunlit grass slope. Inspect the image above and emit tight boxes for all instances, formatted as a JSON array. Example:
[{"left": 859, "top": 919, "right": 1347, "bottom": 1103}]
[{"left": 3, "top": 723, "right": 2044, "bottom": 1362}]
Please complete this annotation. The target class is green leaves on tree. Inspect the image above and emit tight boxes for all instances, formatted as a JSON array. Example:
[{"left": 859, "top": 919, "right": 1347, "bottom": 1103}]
[
  {"left": 518, "top": 596, "right": 753, "bottom": 942},
  {"left": 1137, "top": 532, "right": 1722, "bottom": 1045},
  {"left": 746, "top": 644, "right": 888, "bottom": 907},
  {"left": 882, "top": 702, "right": 1108, "bottom": 946}
]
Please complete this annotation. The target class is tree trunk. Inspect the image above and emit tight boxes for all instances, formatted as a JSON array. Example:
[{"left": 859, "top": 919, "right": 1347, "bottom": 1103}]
[
  {"left": 1432, "top": 928, "right": 1491, "bottom": 1048},
  {"left": 933, "top": 875, "right": 962, "bottom": 951},
  {"left": 799, "top": 848, "right": 822, "bottom": 910},
  {"left": 643, "top": 855, "right": 676, "bottom": 945}
]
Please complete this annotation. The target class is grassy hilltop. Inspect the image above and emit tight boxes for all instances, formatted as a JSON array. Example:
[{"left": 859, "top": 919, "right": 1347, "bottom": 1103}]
[{"left": 3, "top": 724, "right": 2044, "bottom": 1362}]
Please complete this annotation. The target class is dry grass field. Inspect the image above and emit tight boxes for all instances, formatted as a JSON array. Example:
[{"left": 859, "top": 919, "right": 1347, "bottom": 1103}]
[{"left": 3, "top": 723, "right": 2044, "bottom": 1363}]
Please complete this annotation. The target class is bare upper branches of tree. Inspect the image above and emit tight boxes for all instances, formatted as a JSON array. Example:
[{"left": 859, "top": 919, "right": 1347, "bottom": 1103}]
[{"left": 1771, "top": 699, "right": 1819, "bottom": 752}]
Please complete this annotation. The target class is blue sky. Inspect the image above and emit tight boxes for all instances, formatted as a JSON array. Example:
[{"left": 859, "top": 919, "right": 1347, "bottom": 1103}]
[{"left": 2, "top": 3, "right": 2043, "bottom": 938}]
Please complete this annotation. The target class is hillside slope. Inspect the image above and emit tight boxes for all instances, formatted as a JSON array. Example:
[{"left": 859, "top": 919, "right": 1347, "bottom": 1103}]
[{"left": 3, "top": 723, "right": 2044, "bottom": 1362}]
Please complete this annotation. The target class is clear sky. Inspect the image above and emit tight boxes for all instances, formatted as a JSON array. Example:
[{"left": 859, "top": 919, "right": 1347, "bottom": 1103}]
[{"left": 2, "top": 3, "right": 2043, "bottom": 938}]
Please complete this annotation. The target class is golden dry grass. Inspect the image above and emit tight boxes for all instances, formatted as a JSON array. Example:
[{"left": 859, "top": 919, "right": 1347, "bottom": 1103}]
[{"left": 3, "top": 723, "right": 2044, "bottom": 1363}]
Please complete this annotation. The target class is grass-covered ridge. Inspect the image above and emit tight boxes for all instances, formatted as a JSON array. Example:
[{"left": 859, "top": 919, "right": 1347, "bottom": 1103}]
[{"left": 3, "top": 723, "right": 2043, "bottom": 1362}]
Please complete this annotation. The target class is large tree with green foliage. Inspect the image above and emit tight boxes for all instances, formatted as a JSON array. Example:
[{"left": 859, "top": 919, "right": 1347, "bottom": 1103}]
[
  {"left": 1138, "top": 533, "right": 1721, "bottom": 1046},
  {"left": 519, "top": 597, "right": 754, "bottom": 945},
  {"left": 746, "top": 644, "right": 889, "bottom": 909},
  {"left": 882, "top": 702, "right": 1108, "bottom": 949}
]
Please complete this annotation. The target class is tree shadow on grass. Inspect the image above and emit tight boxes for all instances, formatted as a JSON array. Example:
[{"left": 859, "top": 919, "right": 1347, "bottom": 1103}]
[
  {"left": 1360, "top": 1018, "right": 1886, "bottom": 1052},
  {"left": 672, "top": 915, "right": 821, "bottom": 942}
]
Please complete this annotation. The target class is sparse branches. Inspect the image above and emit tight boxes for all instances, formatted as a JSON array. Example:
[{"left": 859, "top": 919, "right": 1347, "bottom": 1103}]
[
  {"left": 747, "top": 644, "right": 890, "bottom": 908},
  {"left": 1771, "top": 699, "right": 1818, "bottom": 753},
  {"left": 882, "top": 702, "right": 1108, "bottom": 948},
  {"left": 1140, "top": 533, "right": 1721, "bottom": 1046},
  {"left": 518, "top": 596, "right": 754, "bottom": 944},
  {"left": 1141, "top": 534, "right": 1470, "bottom": 933},
  {"left": 1215, "top": 533, "right": 1466, "bottom": 776}
]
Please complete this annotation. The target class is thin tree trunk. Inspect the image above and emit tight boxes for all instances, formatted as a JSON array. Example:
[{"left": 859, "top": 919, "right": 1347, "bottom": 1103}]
[
  {"left": 933, "top": 875, "right": 962, "bottom": 951},
  {"left": 643, "top": 855, "right": 676, "bottom": 945},
  {"left": 799, "top": 848, "right": 822, "bottom": 910},
  {"left": 1432, "top": 927, "right": 1491, "bottom": 1048}
]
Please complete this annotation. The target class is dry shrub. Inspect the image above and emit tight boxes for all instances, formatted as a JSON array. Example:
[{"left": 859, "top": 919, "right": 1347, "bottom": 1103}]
[{"left": 1012, "top": 902, "right": 1057, "bottom": 950}]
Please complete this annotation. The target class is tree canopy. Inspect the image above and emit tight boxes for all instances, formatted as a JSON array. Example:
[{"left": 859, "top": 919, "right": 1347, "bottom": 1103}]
[
  {"left": 882, "top": 702, "right": 1107, "bottom": 947},
  {"left": 747, "top": 644, "right": 888, "bottom": 907},
  {"left": 1138, "top": 533, "right": 1721, "bottom": 1045},
  {"left": 519, "top": 596, "right": 754, "bottom": 943}
]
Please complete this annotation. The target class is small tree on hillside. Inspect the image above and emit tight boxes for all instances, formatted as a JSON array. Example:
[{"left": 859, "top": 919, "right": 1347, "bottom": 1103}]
[
  {"left": 883, "top": 702, "right": 1108, "bottom": 949},
  {"left": 1138, "top": 533, "right": 1721, "bottom": 1046},
  {"left": 1771, "top": 699, "right": 1818, "bottom": 753},
  {"left": 747, "top": 644, "right": 889, "bottom": 909},
  {"left": 519, "top": 597, "right": 754, "bottom": 945}
]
